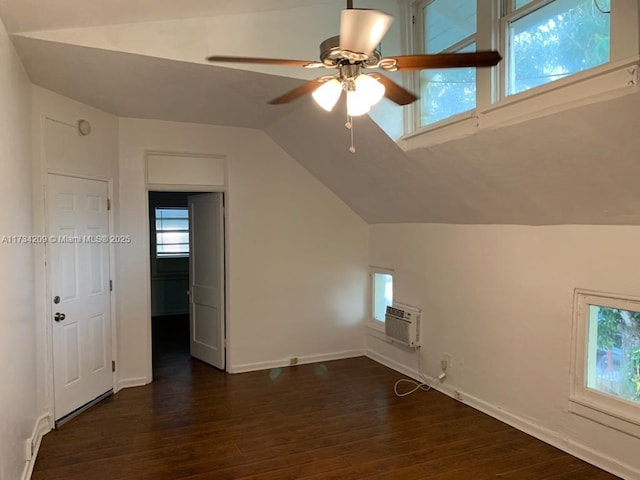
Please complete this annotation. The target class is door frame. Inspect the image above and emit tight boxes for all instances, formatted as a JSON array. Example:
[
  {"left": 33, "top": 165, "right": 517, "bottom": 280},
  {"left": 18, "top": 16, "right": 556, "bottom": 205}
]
[
  {"left": 43, "top": 171, "right": 117, "bottom": 422},
  {"left": 144, "top": 185, "right": 229, "bottom": 379}
]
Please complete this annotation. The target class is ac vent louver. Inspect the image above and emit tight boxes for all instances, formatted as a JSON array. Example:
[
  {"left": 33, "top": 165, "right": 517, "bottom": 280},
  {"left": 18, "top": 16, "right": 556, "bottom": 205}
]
[{"left": 385, "top": 304, "right": 420, "bottom": 348}]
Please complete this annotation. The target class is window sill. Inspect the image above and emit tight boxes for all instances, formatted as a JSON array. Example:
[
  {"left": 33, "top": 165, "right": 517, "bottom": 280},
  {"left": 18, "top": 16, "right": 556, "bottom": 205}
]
[
  {"left": 400, "top": 56, "right": 640, "bottom": 151},
  {"left": 568, "top": 396, "right": 640, "bottom": 439}
]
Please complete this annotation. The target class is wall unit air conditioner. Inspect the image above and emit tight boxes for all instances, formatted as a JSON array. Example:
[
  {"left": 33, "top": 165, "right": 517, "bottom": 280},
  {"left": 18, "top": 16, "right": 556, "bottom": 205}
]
[{"left": 385, "top": 303, "right": 421, "bottom": 347}]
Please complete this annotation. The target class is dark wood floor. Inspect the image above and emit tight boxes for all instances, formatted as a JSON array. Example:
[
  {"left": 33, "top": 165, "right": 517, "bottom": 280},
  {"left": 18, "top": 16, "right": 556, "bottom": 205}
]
[{"left": 33, "top": 320, "right": 619, "bottom": 479}]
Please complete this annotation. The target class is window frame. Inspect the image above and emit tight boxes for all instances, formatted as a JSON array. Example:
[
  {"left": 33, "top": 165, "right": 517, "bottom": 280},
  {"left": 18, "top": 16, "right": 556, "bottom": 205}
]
[
  {"left": 501, "top": 0, "right": 611, "bottom": 97},
  {"left": 154, "top": 206, "right": 190, "bottom": 258},
  {"left": 409, "top": 0, "right": 626, "bottom": 137},
  {"left": 570, "top": 289, "right": 640, "bottom": 439},
  {"left": 415, "top": 0, "right": 479, "bottom": 127},
  {"left": 369, "top": 267, "right": 394, "bottom": 331}
]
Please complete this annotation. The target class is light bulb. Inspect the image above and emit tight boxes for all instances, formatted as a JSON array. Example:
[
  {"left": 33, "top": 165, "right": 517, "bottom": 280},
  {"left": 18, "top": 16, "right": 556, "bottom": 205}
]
[
  {"left": 354, "top": 74, "right": 385, "bottom": 106},
  {"left": 312, "top": 79, "right": 343, "bottom": 112},
  {"left": 346, "top": 89, "right": 371, "bottom": 116}
]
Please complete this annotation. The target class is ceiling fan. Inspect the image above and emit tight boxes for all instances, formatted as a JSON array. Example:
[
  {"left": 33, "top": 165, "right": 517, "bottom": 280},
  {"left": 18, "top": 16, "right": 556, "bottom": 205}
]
[{"left": 206, "top": 0, "right": 501, "bottom": 151}]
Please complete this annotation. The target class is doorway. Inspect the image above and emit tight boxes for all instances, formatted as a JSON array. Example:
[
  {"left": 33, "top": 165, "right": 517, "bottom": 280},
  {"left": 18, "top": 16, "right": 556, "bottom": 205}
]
[{"left": 148, "top": 191, "right": 226, "bottom": 375}]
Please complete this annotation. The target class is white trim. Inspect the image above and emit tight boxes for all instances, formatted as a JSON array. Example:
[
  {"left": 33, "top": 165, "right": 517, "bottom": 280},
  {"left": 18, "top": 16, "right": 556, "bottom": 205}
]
[
  {"left": 369, "top": 266, "right": 394, "bottom": 328},
  {"left": 107, "top": 178, "right": 118, "bottom": 396},
  {"left": 458, "top": 390, "right": 638, "bottom": 480},
  {"left": 366, "top": 348, "right": 638, "bottom": 480},
  {"left": 568, "top": 398, "right": 640, "bottom": 439},
  {"left": 116, "top": 376, "right": 150, "bottom": 391},
  {"left": 143, "top": 150, "right": 231, "bottom": 380},
  {"left": 229, "top": 350, "right": 365, "bottom": 374},
  {"left": 144, "top": 150, "right": 228, "bottom": 189},
  {"left": 401, "top": 57, "right": 640, "bottom": 149},
  {"left": 46, "top": 169, "right": 111, "bottom": 182},
  {"left": 404, "top": 0, "right": 640, "bottom": 148},
  {"left": 21, "top": 413, "right": 52, "bottom": 480},
  {"left": 569, "top": 288, "right": 640, "bottom": 440},
  {"left": 146, "top": 184, "right": 226, "bottom": 192},
  {"left": 366, "top": 348, "right": 428, "bottom": 383}
]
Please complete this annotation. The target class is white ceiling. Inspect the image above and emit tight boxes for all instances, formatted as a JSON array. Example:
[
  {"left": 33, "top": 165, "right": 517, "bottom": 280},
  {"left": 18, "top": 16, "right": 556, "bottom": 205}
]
[
  {"left": 12, "top": 36, "right": 303, "bottom": 129},
  {"left": 0, "top": 0, "right": 342, "bottom": 33},
  {"left": 4, "top": 0, "right": 640, "bottom": 225}
]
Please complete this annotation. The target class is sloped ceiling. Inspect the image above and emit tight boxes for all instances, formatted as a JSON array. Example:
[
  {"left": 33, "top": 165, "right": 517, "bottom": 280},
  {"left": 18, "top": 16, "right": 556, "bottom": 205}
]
[
  {"left": 4, "top": 0, "right": 640, "bottom": 225},
  {"left": 267, "top": 88, "right": 640, "bottom": 224},
  {"left": 12, "top": 36, "right": 303, "bottom": 129}
]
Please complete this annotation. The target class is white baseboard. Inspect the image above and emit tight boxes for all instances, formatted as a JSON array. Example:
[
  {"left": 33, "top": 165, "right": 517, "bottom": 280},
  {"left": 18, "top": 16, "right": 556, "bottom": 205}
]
[
  {"left": 229, "top": 349, "right": 365, "bottom": 374},
  {"left": 366, "top": 349, "right": 638, "bottom": 480},
  {"left": 21, "top": 413, "right": 52, "bottom": 480},
  {"left": 366, "top": 349, "right": 430, "bottom": 383},
  {"left": 116, "top": 376, "right": 150, "bottom": 391},
  {"left": 456, "top": 390, "right": 638, "bottom": 480}
]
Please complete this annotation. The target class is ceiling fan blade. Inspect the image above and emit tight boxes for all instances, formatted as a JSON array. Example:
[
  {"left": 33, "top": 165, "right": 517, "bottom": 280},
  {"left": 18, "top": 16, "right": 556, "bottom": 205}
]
[
  {"left": 393, "top": 51, "right": 502, "bottom": 70},
  {"left": 339, "top": 9, "right": 393, "bottom": 54},
  {"left": 268, "top": 78, "right": 327, "bottom": 105},
  {"left": 206, "top": 55, "right": 319, "bottom": 68},
  {"left": 372, "top": 75, "right": 417, "bottom": 106}
]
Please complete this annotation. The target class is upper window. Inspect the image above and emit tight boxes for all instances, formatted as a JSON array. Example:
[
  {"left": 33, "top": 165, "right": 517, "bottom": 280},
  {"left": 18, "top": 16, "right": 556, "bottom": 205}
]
[
  {"left": 372, "top": 269, "right": 393, "bottom": 324},
  {"left": 155, "top": 207, "right": 189, "bottom": 258},
  {"left": 420, "top": 0, "right": 477, "bottom": 126},
  {"left": 506, "top": 0, "right": 611, "bottom": 95},
  {"left": 416, "top": 0, "right": 611, "bottom": 127},
  {"left": 570, "top": 290, "right": 640, "bottom": 438}
]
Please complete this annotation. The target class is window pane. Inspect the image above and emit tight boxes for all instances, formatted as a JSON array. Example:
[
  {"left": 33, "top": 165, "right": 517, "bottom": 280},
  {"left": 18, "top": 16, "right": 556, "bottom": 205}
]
[
  {"left": 424, "top": 0, "right": 476, "bottom": 54},
  {"left": 155, "top": 207, "right": 189, "bottom": 257},
  {"left": 157, "top": 231, "right": 189, "bottom": 246},
  {"left": 373, "top": 273, "right": 393, "bottom": 322},
  {"left": 157, "top": 244, "right": 189, "bottom": 255},
  {"left": 508, "top": 0, "right": 610, "bottom": 95},
  {"left": 155, "top": 218, "right": 188, "bottom": 231},
  {"left": 420, "top": 43, "right": 476, "bottom": 126},
  {"left": 157, "top": 208, "right": 188, "bottom": 219},
  {"left": 514, "top": 0, "right": 535, "bottom": 9},
  {"left": 421, "top": 0, "right": 476, "bottom": 126},
  {"left": 586, "top": 305, "right": 640, "bottom": 405}
]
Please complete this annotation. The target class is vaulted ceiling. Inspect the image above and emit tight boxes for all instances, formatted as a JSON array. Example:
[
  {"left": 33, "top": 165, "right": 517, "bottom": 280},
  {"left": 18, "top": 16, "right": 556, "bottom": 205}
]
[{"left": 3, "top": 0, "right": 640, "bottom": 225}]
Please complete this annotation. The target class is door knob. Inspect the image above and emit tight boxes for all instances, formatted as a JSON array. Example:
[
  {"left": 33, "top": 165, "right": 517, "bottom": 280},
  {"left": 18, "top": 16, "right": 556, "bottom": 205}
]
[{"left": 54, "top": 312, "right": 66, "bottom": 322}]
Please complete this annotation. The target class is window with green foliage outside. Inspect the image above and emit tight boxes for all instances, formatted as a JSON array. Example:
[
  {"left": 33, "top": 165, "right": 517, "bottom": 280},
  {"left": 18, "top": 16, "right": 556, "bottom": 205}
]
[
  {"left": 587, "top": 305, "right": 640, "bottom": 404},
  {"left": 416, "top": 0, "right": 611, "bottom": 127},
  {"left": 420, "top": 0, "right": 477, "bottom": 126},
  {"left": 507, "top": 0, "right": 611, "bottom": 95}
]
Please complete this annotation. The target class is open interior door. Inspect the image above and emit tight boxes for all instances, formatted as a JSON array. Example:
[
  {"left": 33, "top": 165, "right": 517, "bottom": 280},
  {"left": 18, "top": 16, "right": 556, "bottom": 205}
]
[{"left": 188, "top": 193, "right": 225, "bottom": 369}]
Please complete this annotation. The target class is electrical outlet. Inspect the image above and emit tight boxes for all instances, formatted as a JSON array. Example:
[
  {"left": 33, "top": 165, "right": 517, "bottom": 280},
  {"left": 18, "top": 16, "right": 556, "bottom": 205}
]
[
  {"left": 289, "top": 356, "right": 299, "bottom": 365},
  {"left": 442, "top": 353, "right": 452, "bottom": 372}
]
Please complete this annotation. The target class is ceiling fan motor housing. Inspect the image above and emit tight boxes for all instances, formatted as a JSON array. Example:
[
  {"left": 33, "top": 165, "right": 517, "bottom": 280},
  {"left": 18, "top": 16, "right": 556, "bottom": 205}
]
[{"left": 319, "top": 35, "right": 381, "bottom": 68}]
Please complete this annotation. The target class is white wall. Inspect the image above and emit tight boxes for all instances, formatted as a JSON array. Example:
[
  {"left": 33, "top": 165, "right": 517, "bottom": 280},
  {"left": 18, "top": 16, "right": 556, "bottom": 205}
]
[
  {"left": 368, "top": 223, "right": 640, "bottom": 478},
  {"left": 31, "top": 86, "right": 119, "bottom": 426},
  {"left": 118, "top": 118, "right": 368, "bottom": 384},
  {"left": 0, "top": 16, "right": 36, "bottom": 480}
]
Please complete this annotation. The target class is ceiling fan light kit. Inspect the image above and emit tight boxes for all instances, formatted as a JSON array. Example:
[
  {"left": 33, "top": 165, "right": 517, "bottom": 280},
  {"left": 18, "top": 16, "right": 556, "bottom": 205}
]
[
  {"left": 312, "top": 78, "right": 343, "bottom": 111},
  {"left": 206, "top": 2, "right": 502, "bottom": 152}
]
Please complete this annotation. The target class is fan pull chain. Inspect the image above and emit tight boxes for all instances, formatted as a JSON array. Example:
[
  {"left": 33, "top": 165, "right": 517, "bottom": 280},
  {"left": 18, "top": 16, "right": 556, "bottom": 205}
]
[{"left": 345, "top": 114, "right": 356, "bottom": 153}]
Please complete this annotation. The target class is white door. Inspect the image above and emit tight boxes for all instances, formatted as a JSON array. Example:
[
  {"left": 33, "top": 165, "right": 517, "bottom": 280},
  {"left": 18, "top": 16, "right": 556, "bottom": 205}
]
[
  {"left": 188, "top": 193, "right": 225, "bottom": 369},
  {"left": 48, "top": 174, "right": 113, "bottom": 421}
]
